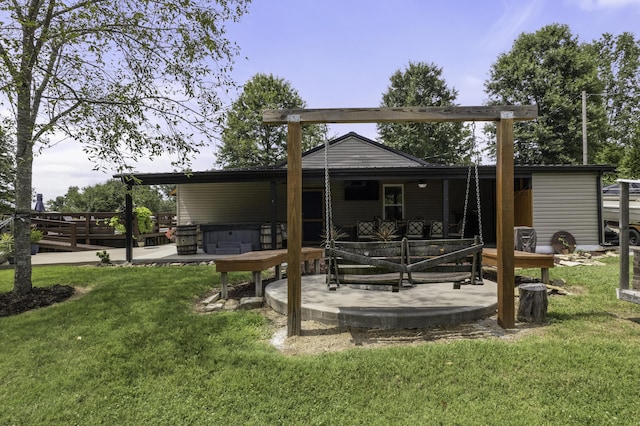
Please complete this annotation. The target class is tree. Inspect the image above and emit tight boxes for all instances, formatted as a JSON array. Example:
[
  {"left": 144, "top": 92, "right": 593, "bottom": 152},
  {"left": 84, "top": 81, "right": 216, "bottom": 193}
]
[
  {"left": 0, "top": 0, "right": 249, "bottom": 294},
  {"left": 217, "top": 73, "right": 328, "bottom": 168},
  {"left": 377, "top": 62, "right": 473, "bottom": 165},
  {"left": 46, "top": 180, "right": 175, "bottom": 213},
  {"left": 484, "top": 24, "right": 605, "bottom": 165},
  {"left": 590, "top": 32, "right": 640, "bottom": 178}
]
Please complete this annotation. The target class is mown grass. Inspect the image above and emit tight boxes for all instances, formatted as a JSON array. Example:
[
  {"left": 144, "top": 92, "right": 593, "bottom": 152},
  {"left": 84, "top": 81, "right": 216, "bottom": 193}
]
[{"left": 1, "top": 258, "right": 640, "bottom": 425}]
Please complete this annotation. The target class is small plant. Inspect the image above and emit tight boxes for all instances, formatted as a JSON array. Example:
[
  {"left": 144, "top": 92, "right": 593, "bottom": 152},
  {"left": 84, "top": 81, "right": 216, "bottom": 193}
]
[
  {"left": 320, "top": 226, "right": 349, "bottom": 246},
  {"left": 108, "top": 207, "right": 155, "bottom": 235},
  {"left": 375, "top": 227, "right": 399, "bottom": 241},
  {"left": 96, "top": 250, "right": 111, "bottom": 265},
  {"left": 134, "top": 207, "right": 154, "bottom": 234},
  {"left": 0, "top": 232, "right": 14, "bottom": 257},
  {"left": 30, "top": 227, "right": 43, "bottom": 244},
  {"left": 108, "top": 215, "right": 126, "bottom": 234}
]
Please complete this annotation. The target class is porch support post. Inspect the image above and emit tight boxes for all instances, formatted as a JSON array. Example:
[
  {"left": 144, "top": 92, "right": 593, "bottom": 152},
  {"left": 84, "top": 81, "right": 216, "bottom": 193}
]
[
  {"left": 496, "top": 112, "right": 515, "bottom": 328},
  {"left": 125, "top": 185, "right": 133, "bottom": 262},
  {"left": 442, "top": 179, "right": 450, "bottom": 238},
  {"left": 287, "top": 116, "right": 303, "bottom": 336},
  {"left": 270, "top": 181, "right": 278, "bottom": 250}
]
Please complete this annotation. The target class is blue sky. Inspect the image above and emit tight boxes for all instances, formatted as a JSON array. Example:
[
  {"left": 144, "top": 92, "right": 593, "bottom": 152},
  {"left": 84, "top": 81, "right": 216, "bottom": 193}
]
[{"left": 34, "top": 0, "right": 640, "bottom": 200}]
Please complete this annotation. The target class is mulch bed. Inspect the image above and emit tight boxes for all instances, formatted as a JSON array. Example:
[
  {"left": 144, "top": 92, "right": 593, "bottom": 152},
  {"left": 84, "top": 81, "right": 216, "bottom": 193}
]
[{"left": 0, "top": 285, "right": 75, "bottom": 317}]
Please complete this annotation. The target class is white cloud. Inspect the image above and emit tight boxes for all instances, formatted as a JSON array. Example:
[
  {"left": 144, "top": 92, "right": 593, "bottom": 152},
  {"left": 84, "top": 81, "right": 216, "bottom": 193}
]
[
  {"left": 479, "top": 0, "right": 545, "bottom": 52},
  {"left": 32, "top": 139, "right": 218, "bottom": 201},
  {"left": 572, "top": 0, "right": 640, "bottom": 9}
]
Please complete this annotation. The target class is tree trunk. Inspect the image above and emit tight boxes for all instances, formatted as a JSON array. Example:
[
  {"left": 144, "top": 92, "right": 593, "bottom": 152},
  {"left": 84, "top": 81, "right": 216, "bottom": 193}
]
[
  {"left": 14, "top": 52, "right": 35, "bottom": 294},
  {"left": 517, "top": 283, "right": 548, "bottom": 323}
]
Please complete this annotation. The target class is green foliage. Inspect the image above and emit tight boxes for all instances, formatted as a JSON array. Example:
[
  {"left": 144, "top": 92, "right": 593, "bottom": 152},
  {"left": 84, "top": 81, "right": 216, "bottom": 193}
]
[
  {"left": 0, "top": 0, "right": 249, "bottom": 292},
  {"left": 0, "top": 119, "right": 14, "bottom": 214},
  {"left": 95, "top": 250, "right": 111, "bottom": 265},
  {"left": 320, "top": 226, "right": 349, "bottom": 246},
  {"left": 217, "top": 73, "right": 328, "bottom": 168},
  {"left": 47, "top": 180, "right": 175, "bottom": 214},
  {"left": 108, "top": 207, "right": 155, "bottom": 235},
  {"left": 485, "top": 24, "right": 604, "bottom": 165},
  {"left": 29, "top": 228, "right": 42, "bottom": 244},
  {"left": 108, "top": 216, "right": 126, "bottom": 234},
  {"left": 0, "top": 228, "right": 41, "bottom": 256},
  {"left": 591, "top": 32, "right": 640, "bottom": 177},
  {"left": 378, "top": 62, "right": 474, "bottom": 164},
  {"left": 0, "top": 232, "right": 14, "bottom": 256},
  {"left": 134, "top": 207, "right": 154, "bottom": 234}
]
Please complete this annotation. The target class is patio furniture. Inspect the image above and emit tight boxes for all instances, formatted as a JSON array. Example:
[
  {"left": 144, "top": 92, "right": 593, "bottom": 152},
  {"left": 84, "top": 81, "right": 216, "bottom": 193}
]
[
  {"left": 448, "top": 220, "right": 463, "bottom": 238},
  {"left": 216, "top": 247, "right": 324, "bottom": 298},
  {"left": 356, "top": 220, "right": 376, "bottom": 241},
  {"left": 429, "top": 220, "right": 443, "bottom": 238},
  {"left": 405, "top": 220, "right": 425, "bottom": 239}
]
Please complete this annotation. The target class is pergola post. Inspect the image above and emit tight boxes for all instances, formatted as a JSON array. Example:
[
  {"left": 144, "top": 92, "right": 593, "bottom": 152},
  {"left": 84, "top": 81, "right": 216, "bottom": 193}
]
[
  {"left": 496, "top": 113, "right": 515, "bottom": 328},
  {"left": 286, "top": 116, "right": 302, "bottom": 336}
]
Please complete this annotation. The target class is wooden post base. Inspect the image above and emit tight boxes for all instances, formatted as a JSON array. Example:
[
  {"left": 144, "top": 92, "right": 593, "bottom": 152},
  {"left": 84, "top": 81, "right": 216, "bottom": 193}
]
[{"left": 517, "top": 283, "right": 548, "bottom": 323}]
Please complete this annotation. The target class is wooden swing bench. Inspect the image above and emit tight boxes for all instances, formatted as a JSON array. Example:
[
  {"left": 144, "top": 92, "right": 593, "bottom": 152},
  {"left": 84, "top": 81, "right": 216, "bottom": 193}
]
[{"left": 327, "top": 237, "right": 483, "bottom": 292}]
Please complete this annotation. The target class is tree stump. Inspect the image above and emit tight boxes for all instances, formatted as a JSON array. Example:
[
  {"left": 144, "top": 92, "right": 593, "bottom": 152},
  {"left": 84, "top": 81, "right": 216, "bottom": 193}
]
[{"left": 517, "top": 283, "right": 548, "bottom": 323}]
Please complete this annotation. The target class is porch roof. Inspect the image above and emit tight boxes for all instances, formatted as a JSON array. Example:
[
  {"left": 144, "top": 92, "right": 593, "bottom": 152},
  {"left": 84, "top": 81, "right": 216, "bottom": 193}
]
[{"left": 115, "top": 163, "right": 615, "bottom": 187}]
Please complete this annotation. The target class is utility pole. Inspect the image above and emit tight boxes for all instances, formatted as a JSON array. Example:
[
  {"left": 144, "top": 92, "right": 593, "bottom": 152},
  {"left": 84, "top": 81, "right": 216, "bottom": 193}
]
[{"left": 582, "top": 90, "right": 588, "bottom": 165}]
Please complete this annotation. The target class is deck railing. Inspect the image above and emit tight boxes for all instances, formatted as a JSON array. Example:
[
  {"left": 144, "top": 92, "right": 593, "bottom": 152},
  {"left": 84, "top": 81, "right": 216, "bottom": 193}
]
[{"left": 13, "top": 212, "right": 177, "bottom": 249}]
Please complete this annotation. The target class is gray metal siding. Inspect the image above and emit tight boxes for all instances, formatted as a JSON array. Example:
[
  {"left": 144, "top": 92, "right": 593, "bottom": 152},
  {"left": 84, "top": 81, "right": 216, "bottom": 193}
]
[
  {"left": 302, "top": 136, "right": 422, "bottom": 168},
  {"left": 177, "top": 182, "right": 274, "bottom": 225},
  {"left": 532, "top": 173, "right": 600, "bottom": 251}
]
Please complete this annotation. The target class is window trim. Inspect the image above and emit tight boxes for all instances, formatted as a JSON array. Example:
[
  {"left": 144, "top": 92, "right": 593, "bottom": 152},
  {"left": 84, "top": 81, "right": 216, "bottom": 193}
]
[{"left": 382, "top": 184, "right": 404, "bottom": 220}]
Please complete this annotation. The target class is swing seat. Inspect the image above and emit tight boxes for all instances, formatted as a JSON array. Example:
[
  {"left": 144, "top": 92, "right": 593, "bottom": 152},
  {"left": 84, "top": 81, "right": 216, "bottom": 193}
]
[
  {"left": 326, "top": 240, "right": 408, "bottom": 292},
  {"left": 326, "top": 238, "right": 483, "bottom": 291},
  {"left": 404, "top": 238, "right": 483, "bottom": 286}
]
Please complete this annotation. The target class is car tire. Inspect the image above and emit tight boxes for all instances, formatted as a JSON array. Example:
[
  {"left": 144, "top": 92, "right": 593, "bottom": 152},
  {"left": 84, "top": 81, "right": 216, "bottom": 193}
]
[{"left": 630, "top": 229, "right": 640, "bottom": 246}]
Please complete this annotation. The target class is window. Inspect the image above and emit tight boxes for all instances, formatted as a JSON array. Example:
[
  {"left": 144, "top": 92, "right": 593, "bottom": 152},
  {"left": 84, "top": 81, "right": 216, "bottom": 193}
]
[{"left": 383, "top": 184, "right": 404, "bottom": 220}]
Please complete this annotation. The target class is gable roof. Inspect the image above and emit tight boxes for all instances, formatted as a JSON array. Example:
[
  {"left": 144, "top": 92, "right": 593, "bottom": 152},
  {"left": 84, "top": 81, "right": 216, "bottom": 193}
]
[{"left": 294, "top": 132, "right": 433, "bottom": 169}]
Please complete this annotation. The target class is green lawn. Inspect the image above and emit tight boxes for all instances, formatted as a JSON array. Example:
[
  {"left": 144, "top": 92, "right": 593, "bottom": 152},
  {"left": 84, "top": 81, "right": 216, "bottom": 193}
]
[{"left": 1, "top": 258, "right": 640, "bottom": 425}]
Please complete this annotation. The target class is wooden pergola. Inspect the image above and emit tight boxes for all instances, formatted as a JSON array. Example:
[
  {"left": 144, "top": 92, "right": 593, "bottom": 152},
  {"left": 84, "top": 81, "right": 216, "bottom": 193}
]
[{"left": 263, "top": 106, "right": 538, "bottom": 336}]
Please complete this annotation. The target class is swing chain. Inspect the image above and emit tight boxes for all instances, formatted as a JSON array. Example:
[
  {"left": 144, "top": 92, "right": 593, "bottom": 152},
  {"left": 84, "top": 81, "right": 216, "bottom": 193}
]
[
  {"left": 472, "top": 124, "right": 484, "bottom": 245},
  {"left": 324, "top": 138, "right": 333, "bottom": 249},
  {"left": 461, "top": 165, "right": 471, "bottom": 238}
]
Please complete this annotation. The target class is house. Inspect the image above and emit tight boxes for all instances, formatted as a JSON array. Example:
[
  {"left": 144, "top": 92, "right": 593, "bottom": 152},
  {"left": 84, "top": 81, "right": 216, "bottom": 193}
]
[{"left": 118, "top": 132, "right": 614, "bottom": 254}]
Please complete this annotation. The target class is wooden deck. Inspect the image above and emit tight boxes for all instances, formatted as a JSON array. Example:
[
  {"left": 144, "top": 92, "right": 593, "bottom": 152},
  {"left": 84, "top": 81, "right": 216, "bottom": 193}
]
[
  {"left": 27, "top": 212, "right": 174, "bottom": 251},
  {"left": 38, "top": 239, "right": 111, "bottom": 252},
  {"left": 482, "top": 248, "right": 555, "bottom": 284},
  {"left": 216, "top": 247, "right": 324, "bottom": 299}
]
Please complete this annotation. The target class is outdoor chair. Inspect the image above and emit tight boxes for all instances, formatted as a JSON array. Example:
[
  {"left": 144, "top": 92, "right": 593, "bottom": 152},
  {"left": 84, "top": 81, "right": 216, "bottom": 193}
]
[
  {"left": 356, "top": 220, "right": 377, "bottom": 241},
  {"left": 448, "top": 220, "right": 463, "bottom": 238},
  {"left": 405, "top": 220, "right": 424, "bottom": 239},
  {"left": 429, "top": 220, "right": 444, "bottom": 238}
]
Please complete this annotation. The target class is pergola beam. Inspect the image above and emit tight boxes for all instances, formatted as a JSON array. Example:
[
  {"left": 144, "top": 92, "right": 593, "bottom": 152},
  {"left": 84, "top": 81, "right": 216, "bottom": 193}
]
[{"left": 263, "top": 106, "right": 537, "bottom": 124}]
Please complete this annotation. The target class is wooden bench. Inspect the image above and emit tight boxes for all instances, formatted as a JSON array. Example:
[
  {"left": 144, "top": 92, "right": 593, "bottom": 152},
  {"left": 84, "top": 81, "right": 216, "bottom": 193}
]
[
  {"left": 327, "top": 240, "right": 407, "bottom": 291},
  {"left": 482, "top": 248, "right": 555, "bottom": 284},
  {"left": 215, "top": 247, "right": 324, "bottom": 299},
  {"left": 327, "top": 238, "right": 483, "bottom": 291}
]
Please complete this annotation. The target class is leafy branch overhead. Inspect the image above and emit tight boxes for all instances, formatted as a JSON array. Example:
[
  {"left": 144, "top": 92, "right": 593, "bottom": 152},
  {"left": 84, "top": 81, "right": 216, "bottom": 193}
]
[
  {"left": 217, "top": 73, "right": 328, "bottom": 168},
  {"left": 0, "top": 0, "right": 250, "bottom": 293}
]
